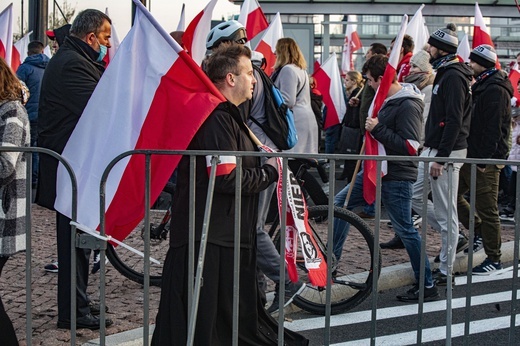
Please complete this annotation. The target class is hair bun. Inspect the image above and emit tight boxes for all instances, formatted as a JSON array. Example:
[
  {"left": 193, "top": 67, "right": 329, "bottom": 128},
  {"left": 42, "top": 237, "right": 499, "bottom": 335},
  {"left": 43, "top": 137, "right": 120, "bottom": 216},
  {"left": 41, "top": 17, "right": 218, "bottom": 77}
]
[{"left": 446, "top": 23, "right": 457, "bottom": 32}]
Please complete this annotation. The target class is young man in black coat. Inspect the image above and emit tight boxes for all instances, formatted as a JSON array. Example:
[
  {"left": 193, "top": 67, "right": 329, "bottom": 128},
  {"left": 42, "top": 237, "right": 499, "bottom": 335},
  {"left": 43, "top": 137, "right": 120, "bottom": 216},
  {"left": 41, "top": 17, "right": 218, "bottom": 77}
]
[
  {"left": 37, "top": 9, "right": 112, "bottom": 330},
  {"left": 458, "top": 44, "right": 513, "bottom": 274}
]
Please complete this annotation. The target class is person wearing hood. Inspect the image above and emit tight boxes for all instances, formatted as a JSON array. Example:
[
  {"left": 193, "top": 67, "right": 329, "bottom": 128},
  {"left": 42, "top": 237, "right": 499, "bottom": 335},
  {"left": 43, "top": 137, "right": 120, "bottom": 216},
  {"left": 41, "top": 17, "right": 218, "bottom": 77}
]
[
  {"left": 333, "top": 54, "right": 439, "bottom": 302},
  {"left": 411, "top": 23, "right": 473, "bottom": 286},
  {"left": 457, "top": 44, "right": 513, "bottom": 275},
  {"left": 46, "top": 24, "right": 71, "bottom": 52},
  {"left": 16, "top": 41, "right": 49, "bottom": 189}
]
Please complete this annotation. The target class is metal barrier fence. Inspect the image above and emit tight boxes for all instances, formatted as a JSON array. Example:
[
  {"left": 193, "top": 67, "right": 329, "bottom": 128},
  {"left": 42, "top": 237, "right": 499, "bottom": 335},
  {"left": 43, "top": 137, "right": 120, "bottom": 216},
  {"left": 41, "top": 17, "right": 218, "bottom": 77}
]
[{"left": 4, "top": 147, "right": 520, "bottom": 345}]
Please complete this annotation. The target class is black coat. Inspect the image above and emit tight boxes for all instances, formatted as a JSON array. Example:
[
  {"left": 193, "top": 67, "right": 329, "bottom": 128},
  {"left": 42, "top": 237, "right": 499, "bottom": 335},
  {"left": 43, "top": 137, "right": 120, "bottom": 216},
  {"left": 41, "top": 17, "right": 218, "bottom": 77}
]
[
  {"left": 469, "top": 70, "right": 513, "bottom": 161},
  {"left": 36, "top": 36, "right": 105, "bottom": 209},
  {"left": 170, "top": 102, "right": 277, "bottom": 249}
]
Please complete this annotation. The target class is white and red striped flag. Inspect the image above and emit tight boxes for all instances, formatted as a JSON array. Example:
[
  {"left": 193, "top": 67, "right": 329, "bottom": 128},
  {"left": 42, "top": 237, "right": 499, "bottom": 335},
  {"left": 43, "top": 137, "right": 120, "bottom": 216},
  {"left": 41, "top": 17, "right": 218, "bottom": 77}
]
[
  {"left": 405, "top": 4, "right": 429, "bottom": 54},
  {"left": 183, "top": 0, "right": 217, "bottom": 66},
  {"left": 473, "top": 2, "right": 500, "bottom": 69},
  {"left": 103, "top": 8, "right": 121, "bottom": 66},
  {"left": 238, "top": 0, "right": 269, "bottom": 41},
  {"left": 54, "top": 0, "right": 225, "bottom": 242},
  {"left": 363, "top": 14, "right": 408, "bottom": 205},
  {"left": 457, "top": 33, "right": 471, "bottom": 63},
  {"left": 313, "top": 52, "right": 347, "bottom": 129},
  {"left": 176, "top": 3, "right": 186, "bottom": 31},
  {"left": 341, "top": 15, "right": 362, "bottom": 74},
  {"left": 509, "top": 69, "right": 520, "bottom": 107},
  {"left": 0, "top": 3, "right": 14, "bottom": 68},
  {"left": 254, "top": 12, "right": 283, "bottom": 76},
  {"left": 13, "top": 31, "right": 33, "bottom": 72}
]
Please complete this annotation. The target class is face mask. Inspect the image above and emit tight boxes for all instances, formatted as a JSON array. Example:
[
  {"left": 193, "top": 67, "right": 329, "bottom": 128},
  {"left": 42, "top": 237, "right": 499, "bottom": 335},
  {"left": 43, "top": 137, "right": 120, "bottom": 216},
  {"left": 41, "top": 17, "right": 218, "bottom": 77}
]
[{"left": 95, "top": 37, "right": 107, "bottom": 62}]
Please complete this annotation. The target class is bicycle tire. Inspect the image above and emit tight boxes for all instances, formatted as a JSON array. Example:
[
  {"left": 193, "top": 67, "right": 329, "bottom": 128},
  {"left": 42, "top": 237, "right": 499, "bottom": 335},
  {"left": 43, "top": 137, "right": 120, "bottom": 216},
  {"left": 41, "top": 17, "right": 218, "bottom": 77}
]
[{"left": 274, "top": 205, "right": 381, "bottom": 315}]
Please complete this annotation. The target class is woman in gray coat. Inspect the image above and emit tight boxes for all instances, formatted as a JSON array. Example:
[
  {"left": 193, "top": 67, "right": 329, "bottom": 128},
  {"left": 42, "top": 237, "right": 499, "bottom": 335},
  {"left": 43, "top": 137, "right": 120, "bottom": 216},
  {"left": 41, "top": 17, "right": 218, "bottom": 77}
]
[{"left": 0, "top": 56, "right": 30, "bottom": 346}]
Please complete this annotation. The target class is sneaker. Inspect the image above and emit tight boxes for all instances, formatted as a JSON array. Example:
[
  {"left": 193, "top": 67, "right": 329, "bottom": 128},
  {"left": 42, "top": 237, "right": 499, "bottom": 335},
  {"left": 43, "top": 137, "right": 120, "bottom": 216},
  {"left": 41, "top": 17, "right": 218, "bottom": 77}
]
[
  {"left": 380, "top": 235, "right": 405, "bottom": 249},
  {"left": 267, "top": 281, "right": 306, "bottom": 314},
  {"left": 432, "top": 268, "right": 454, "bottom": 286},
  {"left": 472, "top": 258, "right": 502, "bottom": 275},
  {"left": 91, "top": 250, "right": 108, "bottom": 274},
  {"left": 356, "top": 211, "right": 375, "bottom": 220},
  {"left": 396, "top": 283, "right": 440, "bottom": 302},
  {"left": 434, "top": 232, "right": 470, "bottom": 262},
  {"left": 499, "top": 212, "right": 514, "bottom": 222},
  {"left": 464, "top": 234, "right": 483, "bottom": 254},
  {"left": 44, "top": 261, "right": 59, "bottom": 273}
]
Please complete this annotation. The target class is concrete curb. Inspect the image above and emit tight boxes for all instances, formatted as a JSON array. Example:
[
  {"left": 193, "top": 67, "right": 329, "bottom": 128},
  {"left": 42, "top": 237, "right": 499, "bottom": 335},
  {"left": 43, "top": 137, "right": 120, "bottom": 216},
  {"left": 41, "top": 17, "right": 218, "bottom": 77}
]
[{"left": 83, "top": 241, "right": 517, "bottom": 345}]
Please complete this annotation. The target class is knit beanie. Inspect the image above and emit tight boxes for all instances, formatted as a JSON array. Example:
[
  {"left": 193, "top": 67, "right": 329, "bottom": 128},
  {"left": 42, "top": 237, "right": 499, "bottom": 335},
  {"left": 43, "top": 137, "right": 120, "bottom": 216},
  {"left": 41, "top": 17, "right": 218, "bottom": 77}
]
[
  {"left": 469, "top": 44, "right": 497, "bottom": 69},
  {"left": 428, "top": 23, "right": 458, "bottom": 54},
  {"left": 410, "top": 50, "right": 432, "bottom": 73}
]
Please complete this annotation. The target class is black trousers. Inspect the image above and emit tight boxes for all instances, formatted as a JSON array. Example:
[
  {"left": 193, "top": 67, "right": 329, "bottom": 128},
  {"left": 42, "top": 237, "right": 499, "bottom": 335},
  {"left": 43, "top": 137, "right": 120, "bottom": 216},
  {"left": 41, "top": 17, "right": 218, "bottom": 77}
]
[
  {"left": 0, "top": 256, "right": 18, "bottom": 346},
  {"left": 56, "top": 212, "right": 91, "bottom": 321}
]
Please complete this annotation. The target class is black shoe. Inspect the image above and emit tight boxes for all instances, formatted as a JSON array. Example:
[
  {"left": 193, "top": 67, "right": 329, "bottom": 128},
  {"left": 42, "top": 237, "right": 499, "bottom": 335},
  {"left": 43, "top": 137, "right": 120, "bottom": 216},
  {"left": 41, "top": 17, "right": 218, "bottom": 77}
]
[
  {"left": 89, "top": 301, "right": 109, "bottom": 316},
  {"left": 380, "top": 235, "right": 405, "bottom": 249},
  {"left": 432, "top": 268, "right": 453, "bottom": 286},
  {"left": 57, "top": 313, "right": 113, "bottom": 330},
  {"left": 396, "top": 284, "right": 439, "bottom": 302}
]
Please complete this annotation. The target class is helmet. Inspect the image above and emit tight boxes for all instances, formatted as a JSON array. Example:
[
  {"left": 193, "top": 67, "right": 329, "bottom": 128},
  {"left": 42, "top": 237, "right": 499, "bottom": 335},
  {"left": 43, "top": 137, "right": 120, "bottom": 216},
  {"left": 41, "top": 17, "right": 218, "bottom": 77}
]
[{"left": 206, "top": 20, "right": 248, "bottom": 50}]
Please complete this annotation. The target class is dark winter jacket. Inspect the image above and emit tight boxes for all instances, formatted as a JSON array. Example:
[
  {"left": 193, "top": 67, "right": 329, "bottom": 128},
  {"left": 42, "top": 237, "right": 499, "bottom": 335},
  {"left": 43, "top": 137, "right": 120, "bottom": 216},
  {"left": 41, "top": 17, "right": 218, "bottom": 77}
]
[
  {"left": 16, "top": 53, "right": 49, "bottom": 121},
  {"left": 468, "top": 70, "right": 513, "bottom": 161},
  {"left": 36, "top": 36, "right": 106, "bottom": 210},
  {"left": 370, "top": 83, "right": 424, "bottom": 182},
  {"left": 170, "top": 102, "right": 277, "bottom": 249},
  {"left": 343, "top": 86, "right": 362, "bottom": 129},
  {"left": 424, "top": 61, "right": 473, "bottom": 161}
]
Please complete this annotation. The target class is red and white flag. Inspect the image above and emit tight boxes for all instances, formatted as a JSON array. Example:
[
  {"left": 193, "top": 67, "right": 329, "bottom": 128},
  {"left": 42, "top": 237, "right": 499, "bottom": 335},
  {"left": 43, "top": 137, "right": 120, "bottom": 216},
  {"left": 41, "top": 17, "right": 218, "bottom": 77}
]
[
  {"left": 176, "top": 3, "right": 186, "bottom": 31},
  {"left": 473, "top": 2, "right": 500, "bottom": 68},
  {"left": 183, "top": 0, "right": 218, "bottom": 66},
  {"left": 313, "top": 52, "right": 347, "bottom": 129},
  {"left": 405, "top": 4, "right": 429, "bottom": 55},
  {"left": 43, "top": 45, "right": 52, "bottom": 58},
  {"left": 457, "top": 33, "right": 471, "bottom": 63},
  {"left": 341, "top": 15, "right": 362, "bottom": 74},
  {"left": 13, "top": 31, "right": 32, "bottom": 72},
  {"left": 363, "top": 14, "right": 408, "bottom": 205},
  {"left": 103, "top": 8, "right": 121, "bottom": 66},
  {"left": 254, "top": 12, "right": 283, "bottom": 76},
  {"left": 509, "top": 69, "right": 520, "bottom": 107},
  {"left": 0, "top": 3, "right": 14, "bottom": 68},
  {"left": 238, "top": 0, "right": 268, "bottom": 41},
  {"left": 54, "top": 0, "right": 225, "bottom": 242}
]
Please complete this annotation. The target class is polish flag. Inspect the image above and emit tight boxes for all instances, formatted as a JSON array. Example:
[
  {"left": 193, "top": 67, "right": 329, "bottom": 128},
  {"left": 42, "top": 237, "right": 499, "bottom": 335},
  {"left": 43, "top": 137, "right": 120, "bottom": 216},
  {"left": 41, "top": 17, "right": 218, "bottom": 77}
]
[
  {"left": 183, "top": 0, "right": 218, "bottom": 66},
  {"left": 0, "top": 4, "right": 13, "bottom": 68},
  {"left": 103, "top": 8, "right": 121, "bottom": 66},
  {"left": 473, "top": 2, "right": 500, "bottom": 69},
  {"left": 176, "top": 3, "right": 185, "bottom": 31},
  {"left": 341, "top": 15, "right": 362, "bottom": 74},
  {"left": 405, "top": 4, "right": 429, "bottom": 55},
  {"left": 238, "top": 0, "right": 269, "bottom": 41},
  {"left": 54, "top": 0, "right": 225, "bottom": 241},
  {"left": 254, "top": 12, "right": 283, "bottom": 76},
  {"left": 313, "top": 58, "right": 321, "bottom": 74},
  {"left": 509, "top": 69, "right": 520, "bottom": 107},
  {"left": 457, "top": 34, "right": 471, "bottom": 63},
  {"left": 313, "top": 52, "right": 347, "bottom": 129},
  {"left": 13, "top": 31, "right": 33, "bottom": 71},
  {"left": 363, "top": 14, "right": 408, "bottom": 205}
]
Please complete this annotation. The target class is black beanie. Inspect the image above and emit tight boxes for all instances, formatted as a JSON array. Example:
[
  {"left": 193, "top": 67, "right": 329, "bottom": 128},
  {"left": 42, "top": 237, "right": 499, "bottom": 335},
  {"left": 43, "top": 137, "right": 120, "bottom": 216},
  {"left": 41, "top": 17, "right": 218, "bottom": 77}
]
[
  {"left": 428, "top": 23, "right": 458, "bottom": 54},
  {"left": 469, "top": 44, "right": 497, "bottom": 69}
]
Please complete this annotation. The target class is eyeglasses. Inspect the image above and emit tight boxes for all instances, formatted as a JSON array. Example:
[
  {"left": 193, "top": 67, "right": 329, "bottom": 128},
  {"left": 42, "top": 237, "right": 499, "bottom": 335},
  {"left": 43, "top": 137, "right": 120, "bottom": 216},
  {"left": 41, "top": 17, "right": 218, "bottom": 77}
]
[{"left": 235, "top": 38, "right": 247, "bottom": 45}]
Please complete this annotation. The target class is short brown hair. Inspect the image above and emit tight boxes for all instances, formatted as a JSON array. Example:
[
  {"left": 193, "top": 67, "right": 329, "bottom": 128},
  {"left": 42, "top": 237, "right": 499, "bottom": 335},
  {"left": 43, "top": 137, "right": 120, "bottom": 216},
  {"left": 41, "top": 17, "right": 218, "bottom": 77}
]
[
  {"left": 205, "top": 43, "right": 251, "bottom": 87},
  {"left": 363, "top": 54, "right": 395, "bottom": 82}
]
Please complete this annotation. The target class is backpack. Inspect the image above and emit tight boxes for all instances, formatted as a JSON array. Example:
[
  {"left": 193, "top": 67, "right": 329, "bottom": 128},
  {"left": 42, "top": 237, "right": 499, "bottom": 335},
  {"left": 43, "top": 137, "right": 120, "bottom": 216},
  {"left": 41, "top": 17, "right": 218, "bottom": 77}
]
[{"left": 250, "top": 64, "right": 298, "bottom": 150}]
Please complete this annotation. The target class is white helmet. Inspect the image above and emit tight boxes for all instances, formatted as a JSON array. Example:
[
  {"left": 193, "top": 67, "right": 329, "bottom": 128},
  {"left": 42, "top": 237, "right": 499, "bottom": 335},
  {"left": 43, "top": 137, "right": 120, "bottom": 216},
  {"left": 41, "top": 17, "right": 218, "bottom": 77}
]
[{"left": 206, "top": 20, "right": 248, "bottom": 50}]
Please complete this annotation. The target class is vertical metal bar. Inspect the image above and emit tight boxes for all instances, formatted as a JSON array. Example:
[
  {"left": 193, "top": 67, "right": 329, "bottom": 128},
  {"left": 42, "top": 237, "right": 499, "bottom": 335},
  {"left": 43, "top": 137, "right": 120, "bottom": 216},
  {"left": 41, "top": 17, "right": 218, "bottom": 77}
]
[
  {"left": 142, "top": 154, "right": 152, "bottom": 345},
  {"left": 21, "top": 0, "right": 24, "bottom": 35},
  {"left": 25, "top": 151, "right": 32, "bottom": 345},
  {"left": 232, "top": 156, "right": 242, "bottom": 345},
  {"left": 463, "top": 163, "right": 477, "bottom": 345},
  {"left": 445, "top": 162, "right": 454, "bottom": 345},
  {"left": 188, "top": 155, "right": 196, "bottom": 312},
  {"left": 70, "top": 157, "right": 78, "bottom": 345},
  {"left": 277, "top": 157, "right": 288, "bottom": 346},
  {"left": 322, "top": 15, "right": 330, "bottom": 60},
  {"left": 323, "top": 157, "right": 335, "bottom": 345},
  {"left": 509, "top": 163, "right": 520, "bottom": 344},
  {"left": 187, "top": 155, "right": 218, "bottom": 346},
  {"left": 370, "top": 160, "right": 382, "bottom": 346},
  {"left": 417, "top": 156, "right": 429, "bottom": 345},
  {"left": 99, "top": 154, "right": 108, "bottom": 346}
]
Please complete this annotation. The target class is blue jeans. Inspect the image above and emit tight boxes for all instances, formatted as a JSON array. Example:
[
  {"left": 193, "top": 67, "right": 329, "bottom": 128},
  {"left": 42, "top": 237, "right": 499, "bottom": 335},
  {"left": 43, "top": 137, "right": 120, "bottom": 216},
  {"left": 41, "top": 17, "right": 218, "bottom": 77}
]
[
  {"left": 333, "top": 176, "right": 432, "bottom": 286},
  {"left": 324, "top": 124, "right": 341, "bottom": 154}
]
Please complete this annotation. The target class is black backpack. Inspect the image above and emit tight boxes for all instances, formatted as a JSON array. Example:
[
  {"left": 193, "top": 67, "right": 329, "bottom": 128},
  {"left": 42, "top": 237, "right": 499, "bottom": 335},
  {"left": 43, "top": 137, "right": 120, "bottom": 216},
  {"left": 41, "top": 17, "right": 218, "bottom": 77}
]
[{"left": 250, "top": 65, "right": 298, "bottom": 150}]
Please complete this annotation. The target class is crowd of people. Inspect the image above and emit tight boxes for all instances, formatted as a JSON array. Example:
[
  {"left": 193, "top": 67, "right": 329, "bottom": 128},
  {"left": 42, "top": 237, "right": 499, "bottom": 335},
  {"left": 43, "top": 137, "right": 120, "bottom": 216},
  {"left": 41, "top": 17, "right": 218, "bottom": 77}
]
[{"left": 0, "top": 7, "right": 519, "bottom": 345}]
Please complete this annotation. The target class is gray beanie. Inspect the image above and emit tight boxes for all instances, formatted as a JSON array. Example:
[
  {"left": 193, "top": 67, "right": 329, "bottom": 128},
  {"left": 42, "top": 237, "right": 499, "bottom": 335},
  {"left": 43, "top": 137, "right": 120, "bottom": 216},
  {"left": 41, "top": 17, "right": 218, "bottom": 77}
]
[
  {"left": 428, "top": 23, "right": 458, "bottom": 54},
  {"left": 469, "top": 44, "right": 497, "bottom": 69},
  {"left": 410, "top": 50, "right": 432, "bottom": 73}
]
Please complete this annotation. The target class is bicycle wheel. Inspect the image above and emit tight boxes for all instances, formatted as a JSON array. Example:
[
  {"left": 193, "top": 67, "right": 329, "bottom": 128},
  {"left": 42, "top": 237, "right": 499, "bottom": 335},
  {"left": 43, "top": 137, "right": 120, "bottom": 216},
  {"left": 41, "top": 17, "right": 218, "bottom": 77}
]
[
  {"left": 106, "top": 210, "right": 168, "bottom": 287},
  {"left": 275, "top": 205, "right": 380, "bottom": 315}
]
